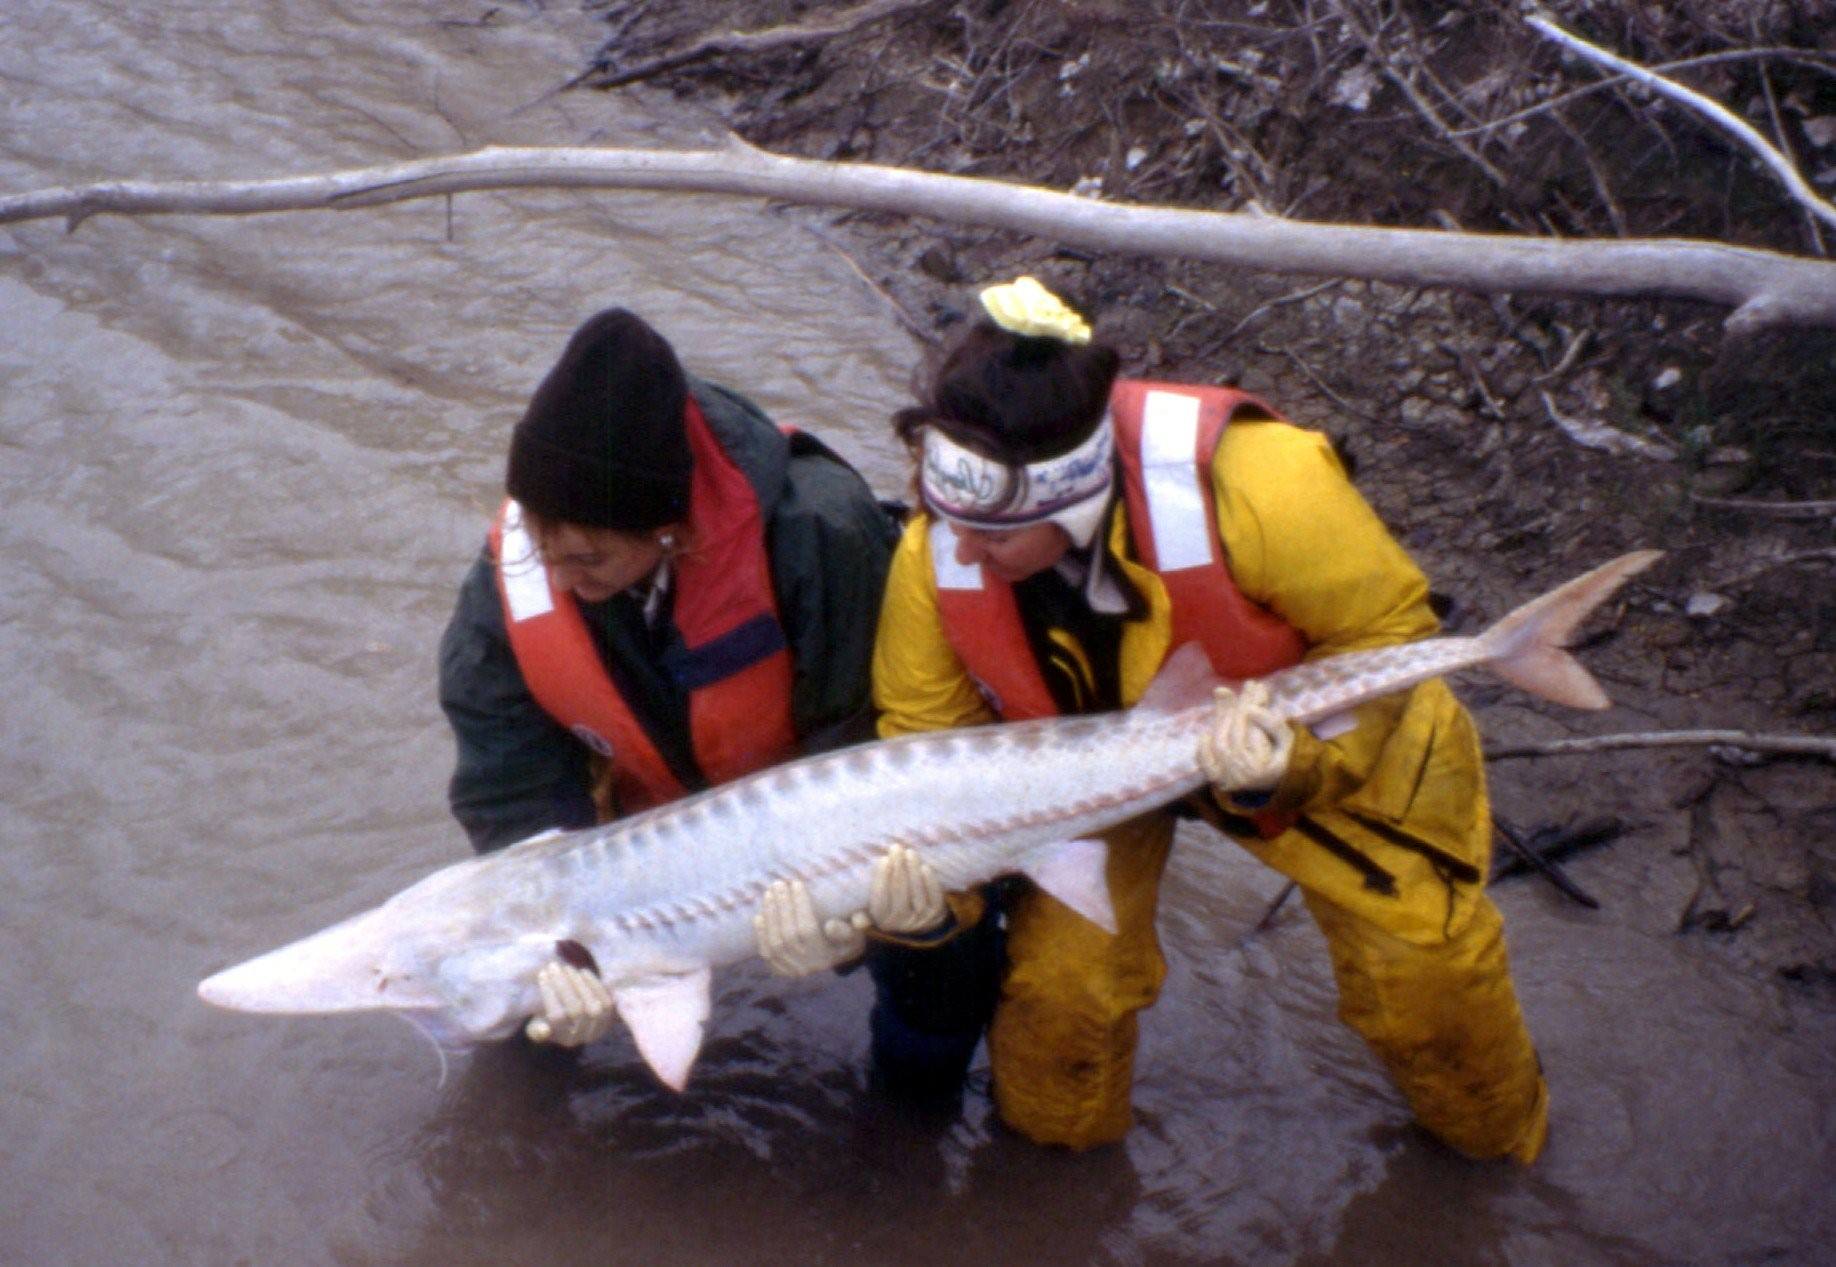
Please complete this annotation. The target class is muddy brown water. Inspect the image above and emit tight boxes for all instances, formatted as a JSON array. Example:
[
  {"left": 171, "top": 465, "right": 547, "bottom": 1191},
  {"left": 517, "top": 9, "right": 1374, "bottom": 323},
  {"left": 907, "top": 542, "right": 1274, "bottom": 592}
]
[{"left": 2, "top": 3, "right": 1830, "bottom": 1264}]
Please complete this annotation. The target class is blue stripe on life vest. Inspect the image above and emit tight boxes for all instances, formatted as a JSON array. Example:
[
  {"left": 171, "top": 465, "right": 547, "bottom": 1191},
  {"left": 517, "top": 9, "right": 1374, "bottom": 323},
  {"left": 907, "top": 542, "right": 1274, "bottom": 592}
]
[{"left": 664, "top": 612, "right": 788, "bottom": 690}]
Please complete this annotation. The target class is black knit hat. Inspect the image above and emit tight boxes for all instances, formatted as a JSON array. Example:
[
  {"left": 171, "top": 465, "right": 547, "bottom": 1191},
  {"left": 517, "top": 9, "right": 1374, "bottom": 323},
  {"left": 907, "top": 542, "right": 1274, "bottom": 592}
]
[{"left": 505, "top": 308, "right": 692, "bottom": 532}]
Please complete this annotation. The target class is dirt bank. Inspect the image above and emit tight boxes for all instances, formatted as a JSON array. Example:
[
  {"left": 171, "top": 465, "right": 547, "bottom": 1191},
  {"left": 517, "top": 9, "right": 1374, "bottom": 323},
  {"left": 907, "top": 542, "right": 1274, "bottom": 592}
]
[{"left": 572, "top": 0, "right": 1834, "bottom": 994}]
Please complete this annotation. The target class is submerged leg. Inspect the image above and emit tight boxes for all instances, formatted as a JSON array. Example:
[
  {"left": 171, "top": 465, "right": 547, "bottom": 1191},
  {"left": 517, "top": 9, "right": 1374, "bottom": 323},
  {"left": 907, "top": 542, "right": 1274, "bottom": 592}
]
[
  {"left": 865, "top": 900, "right": 1006, "bottom": 1100},
  {"left": 1306, "top": 890, "right": 1549, "bottom": 1163},
  {"left": 987, "top": 817, "right": 1174, "bottom": 1149}
]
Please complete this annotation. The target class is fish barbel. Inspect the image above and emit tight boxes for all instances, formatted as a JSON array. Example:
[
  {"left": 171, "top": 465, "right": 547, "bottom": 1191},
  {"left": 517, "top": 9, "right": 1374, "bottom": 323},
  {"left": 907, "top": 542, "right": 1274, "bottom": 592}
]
[{"left": 198, "top": 550, "right": 1661, "bottom": 1088}]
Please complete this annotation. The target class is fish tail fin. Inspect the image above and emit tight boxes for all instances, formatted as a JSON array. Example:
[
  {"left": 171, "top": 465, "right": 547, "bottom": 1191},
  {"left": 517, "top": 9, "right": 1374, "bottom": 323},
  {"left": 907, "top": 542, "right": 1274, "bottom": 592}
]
[{"left": 1478, "top": 550, "right": 1663, "bottom": 710}]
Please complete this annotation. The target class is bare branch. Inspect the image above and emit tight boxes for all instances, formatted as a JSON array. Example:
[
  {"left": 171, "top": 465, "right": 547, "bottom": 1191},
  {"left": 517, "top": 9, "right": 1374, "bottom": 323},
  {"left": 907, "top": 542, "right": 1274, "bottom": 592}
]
[
  {"left": 580, "top": 0, "right": 934, "bottom": 90},
  {"left": 5, "top": 142, "right": 1836, "bottom": 333},
  {"left": 1488, "top": 730, "right": 1836, "bottom": 762},
  {"left": 1527, "top": 12, "right": 1836, "bottom": 233}
]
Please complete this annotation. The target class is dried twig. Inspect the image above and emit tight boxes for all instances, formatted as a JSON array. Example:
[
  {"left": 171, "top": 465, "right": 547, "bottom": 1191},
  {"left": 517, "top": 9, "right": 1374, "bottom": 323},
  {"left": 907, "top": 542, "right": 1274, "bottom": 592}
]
[
  {"left": 1254, "top": 881, "right": 1297, "bottom": 931},
  {"left": 1229, "top": 880, "right": 1297, "bottom": 948},
  {"left": 1260, "top": 341, "right": 1381, "bottom": 424},
  {"left": 1491, "top": 816, "right": 1626, "bottom": 882},
  {"left": 1493, "top": 816, "right": 1600, "bottom": 908},
  {"left": 1451, "top": 47, "right": 1836, "bottom": 140},
  {"left": 580, "top": 0, "right": 934, "bottom": 91},
  {"left": 1527, "top": 12, "right": 1836, "bottom": 232},
  {"left": 793, "top": 218, "right": 934, "bottom": 345},
  {"left": 1342, "top": 2, "right": 1511, "bottom": 189},
  {"left": 1540, "top": 390, "right": 1678, "bottom": 461},
  {"left": 1549, "top": 104, "right": 1628, "bottom": 237},
  {"left": 1489, "top": 730, "right": 1836, "bottom": 761},
  {"left": 1711, "top": 547, "right": 1836, "bottom": 590},
  {"left": 1532, "top": 325, "right": 1592, "bottom": 382},
  {"left": 1689, "top": 495, "right": 1836, "bottom": 520},
  {"left": 1755, "top": 55, "right": 1827, "bottom": 256},
  {"left": 1194, "top": 280, "right": 1339, "bottom": 358}
]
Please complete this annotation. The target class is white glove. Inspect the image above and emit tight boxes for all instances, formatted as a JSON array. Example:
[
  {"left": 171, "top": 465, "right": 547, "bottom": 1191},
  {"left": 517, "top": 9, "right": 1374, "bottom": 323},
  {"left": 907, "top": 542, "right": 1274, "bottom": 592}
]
[
  {"left": 754, "top": 878, "right": 869, "bottom": 977},
  {"left": 1198, "top": 679, "right": 1295, "bottom": 794},
  {"left": 524, "top": 960, "right": 616, "bottom": 1047},
  {"left": 867, "top": 843, "right": 949, "bottom": 936}
]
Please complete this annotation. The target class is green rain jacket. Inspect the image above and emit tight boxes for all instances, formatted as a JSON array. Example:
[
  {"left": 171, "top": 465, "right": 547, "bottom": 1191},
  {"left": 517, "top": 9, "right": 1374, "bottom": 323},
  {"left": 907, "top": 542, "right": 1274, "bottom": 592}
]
[{"left": 439, "top": 378, "right": 899, "bottom": 853}]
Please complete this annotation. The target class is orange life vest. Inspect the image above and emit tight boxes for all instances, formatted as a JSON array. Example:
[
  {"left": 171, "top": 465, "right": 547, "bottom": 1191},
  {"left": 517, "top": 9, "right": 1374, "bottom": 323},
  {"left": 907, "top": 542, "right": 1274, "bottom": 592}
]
[
  {"left": 931, "top": 379, "right": 1308, "bottom": 722},
  {"left": 490, "top": 396, "right": 798, "bottom": 813}
]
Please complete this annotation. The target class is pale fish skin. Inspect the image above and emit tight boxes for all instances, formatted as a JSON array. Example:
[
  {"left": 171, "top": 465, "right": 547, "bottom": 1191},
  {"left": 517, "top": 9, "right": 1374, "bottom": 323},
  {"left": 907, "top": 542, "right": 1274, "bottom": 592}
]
[{"left": 198, "top": 550, "right": 1662, "bottom": 1090}]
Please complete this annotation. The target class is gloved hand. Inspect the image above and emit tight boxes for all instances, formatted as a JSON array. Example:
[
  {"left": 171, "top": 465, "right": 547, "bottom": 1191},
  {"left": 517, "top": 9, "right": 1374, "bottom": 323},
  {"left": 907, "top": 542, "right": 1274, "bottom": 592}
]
[
  {"left": 755, "top": 878, "right": 869, "bottom": 977},
  {"left": 1198, "top": 679, "right": 1295, "bottom": 795},
  {"left": 867, "top": 843, "right": 949, "bottom": 936},
  {"left": 524, "top": 960, "right": 616, "bottom": 1047}
]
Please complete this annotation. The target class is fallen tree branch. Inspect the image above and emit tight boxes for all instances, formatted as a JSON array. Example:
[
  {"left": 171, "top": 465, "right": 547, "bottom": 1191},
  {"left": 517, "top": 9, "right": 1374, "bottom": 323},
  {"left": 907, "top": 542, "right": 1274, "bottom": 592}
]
[
  {"left": 5, "top": 139, "right": 1836, "bottom": 334},
  {"left": 1488, "top": 730, "right": 1836, "bottom": 761},
  {"left": 1527, "top": 12, "right": 1836, "bottom": 233},
  {"left": 580, "top": 0, "right": 933, "bottom": 91}
]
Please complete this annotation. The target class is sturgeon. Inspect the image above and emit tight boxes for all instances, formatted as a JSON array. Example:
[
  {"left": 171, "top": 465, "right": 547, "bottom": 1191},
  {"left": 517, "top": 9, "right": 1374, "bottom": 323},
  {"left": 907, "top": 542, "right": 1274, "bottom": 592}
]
[{"left": 198, "top": 550, "right": 1661, "bottom": 1089}]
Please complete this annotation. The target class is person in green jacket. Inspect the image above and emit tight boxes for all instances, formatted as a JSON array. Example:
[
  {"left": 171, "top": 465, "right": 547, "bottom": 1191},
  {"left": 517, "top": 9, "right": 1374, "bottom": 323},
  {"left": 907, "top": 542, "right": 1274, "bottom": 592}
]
[{"left": 437, "top": 307, "right": 994, "bottom": 1052}]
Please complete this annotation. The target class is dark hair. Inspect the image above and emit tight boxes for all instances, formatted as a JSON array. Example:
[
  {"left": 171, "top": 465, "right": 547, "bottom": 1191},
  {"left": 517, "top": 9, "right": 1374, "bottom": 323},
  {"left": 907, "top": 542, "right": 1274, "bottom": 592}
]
[{"left": 894, "top": 315, "right": 1121, "bottom": 471}]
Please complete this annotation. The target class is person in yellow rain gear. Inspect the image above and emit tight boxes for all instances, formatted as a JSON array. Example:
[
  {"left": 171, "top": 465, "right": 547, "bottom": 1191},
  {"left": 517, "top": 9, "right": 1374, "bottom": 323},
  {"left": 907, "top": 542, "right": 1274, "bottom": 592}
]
[{"left": 762, "top": 275, "right": 1548, "bottom": 1159}]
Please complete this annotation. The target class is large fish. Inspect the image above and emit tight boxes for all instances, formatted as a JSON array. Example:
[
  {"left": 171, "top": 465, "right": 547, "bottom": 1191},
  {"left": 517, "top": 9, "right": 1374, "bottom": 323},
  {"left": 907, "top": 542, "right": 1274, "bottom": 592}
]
[{"left": 198, "top": 550, "right": 1661, "bottom": 1089}]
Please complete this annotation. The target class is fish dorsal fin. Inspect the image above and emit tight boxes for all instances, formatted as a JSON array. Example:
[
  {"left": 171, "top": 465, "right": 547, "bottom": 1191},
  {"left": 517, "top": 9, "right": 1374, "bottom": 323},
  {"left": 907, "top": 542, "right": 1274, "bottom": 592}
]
[
  {"left": 1017, "top": 838, "right": 1116, "bottom": 934},
  {"left": 613, "top": 968, "right": 712, "bottom": 1092},
  {"left": 1134, "top": 643, "right": 1223, "bottom": 715}
]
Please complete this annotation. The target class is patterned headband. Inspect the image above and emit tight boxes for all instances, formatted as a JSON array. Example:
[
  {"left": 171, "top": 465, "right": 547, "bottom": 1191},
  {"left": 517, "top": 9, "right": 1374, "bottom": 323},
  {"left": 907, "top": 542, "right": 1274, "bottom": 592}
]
[{"left": 920, "top": 417, "right": 1115, "bottom": 545}]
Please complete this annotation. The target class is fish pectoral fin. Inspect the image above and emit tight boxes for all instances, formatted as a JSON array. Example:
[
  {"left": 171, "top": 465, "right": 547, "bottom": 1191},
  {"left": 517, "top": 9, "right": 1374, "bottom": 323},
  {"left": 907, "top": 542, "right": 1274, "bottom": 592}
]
[
  {"left": 613, "top": 968, "right": 712, "bottom": 1092},
  {"left": 1310, "top": 710, "right": 1358, "bottom": 740},
  {"left": 1133, "top": 642, "right": 1221, "bottom": 715},
  {"left": 1017, "top": 838, "right": 1116, "bottom": 935}
]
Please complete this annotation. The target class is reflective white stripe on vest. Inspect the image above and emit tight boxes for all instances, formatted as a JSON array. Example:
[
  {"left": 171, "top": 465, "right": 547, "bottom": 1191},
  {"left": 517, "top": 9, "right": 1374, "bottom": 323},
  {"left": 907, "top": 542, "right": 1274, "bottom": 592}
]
[
  {"left": 499, "top": 500, "right": 556, "bottom": 623},
  {"left": 929, "top": 517, "right": 983, "bottom": 591},
  {"left": 1140, "top": 390, "right": 1213, "bottom": 572}
]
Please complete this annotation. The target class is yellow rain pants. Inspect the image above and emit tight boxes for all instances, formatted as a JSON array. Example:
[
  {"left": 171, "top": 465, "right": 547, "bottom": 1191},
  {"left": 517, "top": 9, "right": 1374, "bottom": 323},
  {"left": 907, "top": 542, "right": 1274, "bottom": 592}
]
[
  {"left": 987, "top": 813, "right": 1174, "bottom": 1148},
  {"left": 1307, "top": 890, "right": 1548, "bottom": 1161},
  {"left": 873, "top": 416, "right": 1548, "bottom": 1158}
]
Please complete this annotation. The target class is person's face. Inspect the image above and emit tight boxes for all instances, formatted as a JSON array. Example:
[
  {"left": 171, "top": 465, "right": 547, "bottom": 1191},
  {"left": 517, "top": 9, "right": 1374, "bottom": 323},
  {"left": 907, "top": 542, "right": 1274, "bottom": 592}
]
[
  {"left": 536, "top": 522, "right": 668, "bottom": 603},
  {"left": 946, "top": 520, "right": 1071, "bottom": 583}
]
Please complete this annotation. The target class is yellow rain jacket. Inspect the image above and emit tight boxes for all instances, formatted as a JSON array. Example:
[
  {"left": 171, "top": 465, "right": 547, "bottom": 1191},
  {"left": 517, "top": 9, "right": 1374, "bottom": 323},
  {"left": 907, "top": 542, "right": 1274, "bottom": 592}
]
[{"left": 873, "top": 415, "right": 1547, "bottom": 1160}]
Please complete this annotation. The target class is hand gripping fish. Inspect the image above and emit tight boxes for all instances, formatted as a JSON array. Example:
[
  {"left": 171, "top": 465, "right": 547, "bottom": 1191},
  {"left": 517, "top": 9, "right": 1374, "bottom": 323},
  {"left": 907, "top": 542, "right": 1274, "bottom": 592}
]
[{"left": 198, "top": 550, "right": 1661, "bottom": 1089}]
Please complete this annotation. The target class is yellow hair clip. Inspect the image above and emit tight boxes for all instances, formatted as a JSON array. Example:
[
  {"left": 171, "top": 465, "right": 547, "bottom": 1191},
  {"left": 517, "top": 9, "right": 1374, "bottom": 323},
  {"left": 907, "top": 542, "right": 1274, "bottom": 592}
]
[{"left": 978, "top": 276, "right": 1092, "bottom": 345}]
